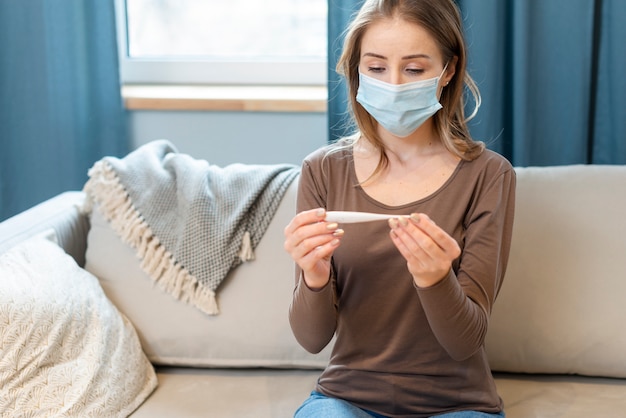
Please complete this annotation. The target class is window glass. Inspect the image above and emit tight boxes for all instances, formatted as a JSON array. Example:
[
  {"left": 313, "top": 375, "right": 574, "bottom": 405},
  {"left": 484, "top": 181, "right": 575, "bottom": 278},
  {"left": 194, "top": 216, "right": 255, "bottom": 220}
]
[
  {"left": 127, "top": 0, "right": 326, "bottom": 60},
  {"left": 120, "top": 0, "right": 328, "bottom": 84}
]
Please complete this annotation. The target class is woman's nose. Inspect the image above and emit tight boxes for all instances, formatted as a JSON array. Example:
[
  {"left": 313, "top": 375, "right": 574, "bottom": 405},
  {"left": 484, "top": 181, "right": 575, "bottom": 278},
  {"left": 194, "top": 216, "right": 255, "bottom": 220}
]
[{"left": 389, "top": 72, "right": 403, "bottom": 85}]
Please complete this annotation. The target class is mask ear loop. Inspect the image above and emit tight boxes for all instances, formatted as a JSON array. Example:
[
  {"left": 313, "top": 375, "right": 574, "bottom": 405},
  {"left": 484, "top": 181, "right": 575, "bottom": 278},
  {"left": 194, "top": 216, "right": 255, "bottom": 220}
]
[{"left": 440, "top": 62, "right": 450, "bottom": 86}]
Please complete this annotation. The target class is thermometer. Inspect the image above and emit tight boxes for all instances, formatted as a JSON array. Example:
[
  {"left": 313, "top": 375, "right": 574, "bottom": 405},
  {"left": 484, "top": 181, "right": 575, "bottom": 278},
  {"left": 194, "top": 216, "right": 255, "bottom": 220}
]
[{"left": 324, "top": 211, "right": 409, "bottom": 224}]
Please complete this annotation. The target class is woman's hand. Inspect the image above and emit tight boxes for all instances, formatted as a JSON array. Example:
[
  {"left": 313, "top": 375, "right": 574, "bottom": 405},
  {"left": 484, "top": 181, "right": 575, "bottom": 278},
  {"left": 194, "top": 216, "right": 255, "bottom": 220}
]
[
  {"left": 389, "top": 213, "right": 461, "bottom": 288},
  {"left": 284, "top": 208, "right": 344, "bottom": 290}
]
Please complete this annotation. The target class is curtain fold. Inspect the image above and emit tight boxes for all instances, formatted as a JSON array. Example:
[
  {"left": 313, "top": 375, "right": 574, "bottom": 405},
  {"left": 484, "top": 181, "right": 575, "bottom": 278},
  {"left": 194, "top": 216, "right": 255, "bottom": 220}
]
[
  {"left": 0, "top": 1, "right": 128, "bottom": 221},
  {"left": 460, "top": 0, "right": 599, "bottom": 166},
  {"left": 327, "top": 0, "right": 626, "bottom": 166},
  {"left": 591, "top": 0, "right": 626, "bottom": 164},
  {"left": 327, "top": 0, "right": 365, "bottom": 142}
]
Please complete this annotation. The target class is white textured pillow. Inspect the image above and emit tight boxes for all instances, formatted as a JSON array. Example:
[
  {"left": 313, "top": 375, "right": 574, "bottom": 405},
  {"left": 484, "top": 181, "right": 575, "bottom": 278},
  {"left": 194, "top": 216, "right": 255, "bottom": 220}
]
[
  {"left": 0, "top": 236, "right": 157, "bottom": 417},
  {"left": 85, "top": 179, "right": 332, "bottom": 368}
]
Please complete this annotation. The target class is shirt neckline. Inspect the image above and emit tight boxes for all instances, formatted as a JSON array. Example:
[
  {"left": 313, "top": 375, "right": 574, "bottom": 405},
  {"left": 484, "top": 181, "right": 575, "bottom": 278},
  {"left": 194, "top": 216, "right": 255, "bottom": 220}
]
[{"left": 346, "top": 148, "right": 466, "bottom": 210}]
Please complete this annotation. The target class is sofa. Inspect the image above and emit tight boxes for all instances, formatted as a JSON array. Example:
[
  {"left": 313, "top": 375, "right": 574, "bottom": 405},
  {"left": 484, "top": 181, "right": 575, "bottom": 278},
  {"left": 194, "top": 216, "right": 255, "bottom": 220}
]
[{"left": 1, "top": 159, "right": 626, "bottom": 418}]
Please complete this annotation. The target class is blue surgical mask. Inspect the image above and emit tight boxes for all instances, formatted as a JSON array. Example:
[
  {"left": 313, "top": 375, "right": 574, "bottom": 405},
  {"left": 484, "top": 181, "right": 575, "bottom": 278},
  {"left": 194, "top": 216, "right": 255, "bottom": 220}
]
[{"left": 356, "top": 66, "right": 447, "bottom": 137}]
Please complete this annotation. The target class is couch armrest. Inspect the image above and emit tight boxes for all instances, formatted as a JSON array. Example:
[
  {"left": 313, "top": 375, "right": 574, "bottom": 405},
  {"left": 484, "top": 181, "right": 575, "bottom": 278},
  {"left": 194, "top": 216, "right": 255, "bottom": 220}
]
[{"left": 0, "top": 191, "right": 89, "bottom": 266}]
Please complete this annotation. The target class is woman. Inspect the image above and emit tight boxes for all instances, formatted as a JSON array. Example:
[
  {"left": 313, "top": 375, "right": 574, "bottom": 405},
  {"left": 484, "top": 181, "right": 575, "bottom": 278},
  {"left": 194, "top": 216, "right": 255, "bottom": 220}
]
[{"left": 284, "top": 0, "right": 515, "bottom": 416}]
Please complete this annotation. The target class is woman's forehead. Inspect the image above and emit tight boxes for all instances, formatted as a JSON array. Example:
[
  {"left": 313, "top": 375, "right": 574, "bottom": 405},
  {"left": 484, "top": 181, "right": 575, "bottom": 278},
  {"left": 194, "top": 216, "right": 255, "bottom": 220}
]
[{"left": 360, "top": 17, "right": 442, "bottom": 61}]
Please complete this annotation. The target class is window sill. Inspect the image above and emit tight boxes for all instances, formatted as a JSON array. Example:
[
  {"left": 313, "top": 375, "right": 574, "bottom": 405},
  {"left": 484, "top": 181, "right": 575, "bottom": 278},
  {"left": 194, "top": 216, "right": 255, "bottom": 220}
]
[{"left": 121, "top": 84, "right": 328, "bottom": 113}]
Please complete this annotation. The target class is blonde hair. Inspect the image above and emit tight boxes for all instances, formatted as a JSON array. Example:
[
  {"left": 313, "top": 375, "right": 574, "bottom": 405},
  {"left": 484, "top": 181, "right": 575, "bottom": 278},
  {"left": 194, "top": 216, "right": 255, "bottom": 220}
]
[{"left": 333, "top": 0, "right": 484, "bottom": 180}]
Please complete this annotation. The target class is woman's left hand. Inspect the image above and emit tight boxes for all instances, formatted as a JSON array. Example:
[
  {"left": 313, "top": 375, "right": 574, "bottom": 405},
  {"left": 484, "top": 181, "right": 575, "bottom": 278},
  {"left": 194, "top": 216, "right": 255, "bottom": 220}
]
[{"left": 388, "top": 213, "right": 461, "bottom": 288}]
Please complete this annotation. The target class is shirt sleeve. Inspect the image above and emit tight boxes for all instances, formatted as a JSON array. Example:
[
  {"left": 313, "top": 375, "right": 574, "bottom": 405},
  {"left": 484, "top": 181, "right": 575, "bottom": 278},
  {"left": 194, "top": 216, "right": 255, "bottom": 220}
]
[
  {"left": 416, "top": 165, "right": 516, "bottom": 361},
  {"left": 288, "top": 157, "right": 338, "bottom": 354}
]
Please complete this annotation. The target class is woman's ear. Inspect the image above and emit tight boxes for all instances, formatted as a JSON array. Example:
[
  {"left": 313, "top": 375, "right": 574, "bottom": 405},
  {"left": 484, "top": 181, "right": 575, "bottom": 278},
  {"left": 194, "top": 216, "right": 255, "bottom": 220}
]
[{"left": 444, "top": 56, "right": 458, "bottom": 85}]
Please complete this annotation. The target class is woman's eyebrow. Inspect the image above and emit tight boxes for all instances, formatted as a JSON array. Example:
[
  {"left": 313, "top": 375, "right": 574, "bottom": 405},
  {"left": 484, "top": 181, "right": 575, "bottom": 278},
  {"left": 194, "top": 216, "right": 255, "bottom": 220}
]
[
  {"left": 362, "top": 52, "right": 387, "bottom": 59},
  {"left": 401, "top": 53, "right": 431, "bottom": 60},
  {"left": 362, "top": 52, "right": 432, "bottom": 60}
]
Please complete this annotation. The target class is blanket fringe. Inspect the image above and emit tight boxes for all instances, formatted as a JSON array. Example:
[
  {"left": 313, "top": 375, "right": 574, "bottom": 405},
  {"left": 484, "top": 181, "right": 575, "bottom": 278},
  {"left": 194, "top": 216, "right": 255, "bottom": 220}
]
[
  {"left": 83, "top": 160, "right": 220, "bottom": 315},
  {"left": 238, "top": 231, "right": 255, "bottom": 262}
]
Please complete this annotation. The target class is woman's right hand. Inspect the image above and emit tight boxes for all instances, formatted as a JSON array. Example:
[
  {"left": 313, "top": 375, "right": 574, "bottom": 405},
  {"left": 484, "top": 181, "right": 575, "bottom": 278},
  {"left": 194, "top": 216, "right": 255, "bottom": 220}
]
[{"left": 284, "top": 208, "right": 344, "bottom": 290}]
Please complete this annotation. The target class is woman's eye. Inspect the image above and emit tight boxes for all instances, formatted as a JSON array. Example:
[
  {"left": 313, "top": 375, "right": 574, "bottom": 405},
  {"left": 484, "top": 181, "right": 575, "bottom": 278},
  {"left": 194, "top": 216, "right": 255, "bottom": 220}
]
[
  {"left": 368, "top": 67, "right": 385, "bottom": 73},
  {"left": 406, "top": 68, "right": 425, "bottom": 75}
]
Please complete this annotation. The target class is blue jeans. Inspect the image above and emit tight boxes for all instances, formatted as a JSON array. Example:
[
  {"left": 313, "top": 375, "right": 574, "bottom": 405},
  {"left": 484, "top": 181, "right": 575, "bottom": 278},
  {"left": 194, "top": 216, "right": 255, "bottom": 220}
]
[{"left": 294, "top": 391, "right": 505, "bottom": 418}]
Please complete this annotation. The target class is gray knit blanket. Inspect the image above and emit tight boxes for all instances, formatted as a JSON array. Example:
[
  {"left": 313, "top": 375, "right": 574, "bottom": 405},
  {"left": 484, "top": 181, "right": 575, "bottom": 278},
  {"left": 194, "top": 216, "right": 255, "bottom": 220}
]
[{"left": 83, "top": 140, "right": 299, "bottom": 315}]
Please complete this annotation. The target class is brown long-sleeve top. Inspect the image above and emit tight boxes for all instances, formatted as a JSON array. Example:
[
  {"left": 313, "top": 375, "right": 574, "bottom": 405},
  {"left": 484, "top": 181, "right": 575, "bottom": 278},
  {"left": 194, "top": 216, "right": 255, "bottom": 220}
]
[{"left": 289, "top": 144, "right": 516, "bottom": 417}]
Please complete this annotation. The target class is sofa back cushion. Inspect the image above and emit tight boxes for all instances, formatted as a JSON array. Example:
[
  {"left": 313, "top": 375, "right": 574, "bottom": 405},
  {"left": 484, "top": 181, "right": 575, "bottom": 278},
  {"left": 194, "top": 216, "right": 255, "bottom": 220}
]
[
  {"left": 485, "top": 165, "right": 626, "bottom": 378},
  {"left": 85, "top": 178, "right": 332, "bottom": 369},
  {"left": 85, "top": 162, "right": 626, "bottom": 377}
]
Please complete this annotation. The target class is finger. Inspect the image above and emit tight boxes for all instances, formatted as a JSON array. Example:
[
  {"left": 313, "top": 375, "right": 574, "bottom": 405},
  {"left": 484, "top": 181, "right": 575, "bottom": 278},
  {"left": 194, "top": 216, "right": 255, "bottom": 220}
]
[
  {"left": 389, "top": 219, "right": 455, "bottom": 287},
  {"left": 284, "top": 208, "right": 326, "bottom": 236},
  {"left": 409, "top": 213, "right": 461, "bottom": 258},
  {"left": 285, "top": 216, "right": 341, "bottom": 250},
  {"left": 293, "top": 235, "right": 342, "bottom": 282},
  {"left": 284, "top": 212, "right": 343, "bottom": 263},
  {"left": 389, "top": 226, "right": 424, "bottom": 263},
  {"left": 288, "top": 228, "right": 343, "bottom": 261},
  {"left": 302, "top": 237, "right": 341, "bottom": 263},
  {"left": 389, "top": 218, "right": 436, "bottom": 263},
  {"left": 284, "top": 208, "right": 335, "bottom": 251}
]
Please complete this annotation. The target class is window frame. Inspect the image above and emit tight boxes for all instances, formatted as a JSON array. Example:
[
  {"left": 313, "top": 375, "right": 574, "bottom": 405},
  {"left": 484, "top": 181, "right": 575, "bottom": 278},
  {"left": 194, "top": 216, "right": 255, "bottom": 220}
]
[{"left": 114, "top": 0, "right": 328, "bottom": 86}]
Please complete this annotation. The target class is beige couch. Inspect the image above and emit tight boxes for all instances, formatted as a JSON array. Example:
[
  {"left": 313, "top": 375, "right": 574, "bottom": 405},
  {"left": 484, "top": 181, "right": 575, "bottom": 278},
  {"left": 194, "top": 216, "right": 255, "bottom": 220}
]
[{"left": 1, "top": 163, "right": 626, "bottom": 417}]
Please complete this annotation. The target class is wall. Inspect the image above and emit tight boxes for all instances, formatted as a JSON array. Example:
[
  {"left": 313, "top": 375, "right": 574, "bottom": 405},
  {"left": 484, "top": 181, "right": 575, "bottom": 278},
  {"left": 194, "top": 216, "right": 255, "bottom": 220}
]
[{"left": 129, "top": 110, "right": 328, "bottom": 167}]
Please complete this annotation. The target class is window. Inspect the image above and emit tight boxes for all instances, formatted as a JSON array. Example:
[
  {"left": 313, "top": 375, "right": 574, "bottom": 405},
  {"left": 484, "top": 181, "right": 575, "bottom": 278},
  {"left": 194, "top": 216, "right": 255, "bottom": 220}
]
[{"left": 115, "top": 0, "right": 328, "bottom": 85}]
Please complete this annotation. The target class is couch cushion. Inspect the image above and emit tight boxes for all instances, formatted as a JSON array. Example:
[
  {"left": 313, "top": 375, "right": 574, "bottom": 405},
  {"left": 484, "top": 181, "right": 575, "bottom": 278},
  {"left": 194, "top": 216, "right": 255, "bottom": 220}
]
[
  {"left": 0, "top": 235, "right": 156, "bottom": 416},
  {"left": 130, "top": 368, "right": 626, "bottom": 418},
  {"left": 85, "top": 179, "right": 332, "bottom": 369},
  {"left": 130, "top": 367, "right": 320, "bottom": 418},
  {"left": 486, "top": 165, "right": 626, "bottom": 378},
  {"left": 494, "top": 373, "right": 626, "bottom": 418}
]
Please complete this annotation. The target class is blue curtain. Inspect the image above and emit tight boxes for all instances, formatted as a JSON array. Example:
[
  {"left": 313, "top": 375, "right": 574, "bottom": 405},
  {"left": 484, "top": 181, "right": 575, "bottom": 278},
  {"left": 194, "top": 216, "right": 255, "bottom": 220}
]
[
  {"left": 327, "top": 0, "right": 626, "bottom": 166},
  {"left": 328, "top": 0, "right": 365, "bottom": 142},
  {"left": 0, "top": 1, "right": 128, "bottom": 221}
]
